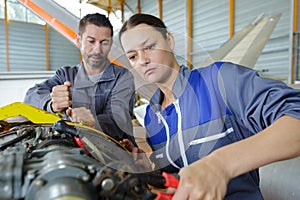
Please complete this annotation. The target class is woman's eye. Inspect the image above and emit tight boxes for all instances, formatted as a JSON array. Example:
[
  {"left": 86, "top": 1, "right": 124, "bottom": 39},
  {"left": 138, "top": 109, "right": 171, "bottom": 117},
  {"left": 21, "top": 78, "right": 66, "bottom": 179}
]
[
  {"left": 146, "top": 44, "right": 154, "bottom": 50},
  {"left": 128, "top": 55, "right": 136, "bottom": 61}
]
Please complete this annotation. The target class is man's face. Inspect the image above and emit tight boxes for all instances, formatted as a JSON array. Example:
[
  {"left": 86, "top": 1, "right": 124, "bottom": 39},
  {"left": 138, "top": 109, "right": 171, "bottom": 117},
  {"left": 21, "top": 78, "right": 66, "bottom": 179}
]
[{"left": 77, "top": 24, "right": 112, "bottom": 69}]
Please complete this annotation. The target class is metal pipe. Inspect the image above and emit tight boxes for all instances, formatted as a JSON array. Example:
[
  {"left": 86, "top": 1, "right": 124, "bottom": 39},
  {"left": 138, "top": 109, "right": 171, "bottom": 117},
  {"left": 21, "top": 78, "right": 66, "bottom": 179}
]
[
  {"left": 120, "top": 0, "right": 124, "bottom": 23},
  {"left": 229, "top": 0, "right": 235, "bottom": 38},
  {"left": 293, "top": 0, "right": 298, "bottom": 39},
  {"left": 187, "top": 0, "right": 192, "bottom": 69},
  {"left": 4, "top": 0, "right": 10, "bottom": 72},
  {"left": 45, "top": 24, "right": 50, "bottom": 71},
  {"left": 158, "top": 0, "right": 162, "bottom": 19},
  {"left": 291, "top": 0, "right": 298, "bottom": 83},
  {"left": 137, "top": 0, "right": 141, "bottom": 13}
]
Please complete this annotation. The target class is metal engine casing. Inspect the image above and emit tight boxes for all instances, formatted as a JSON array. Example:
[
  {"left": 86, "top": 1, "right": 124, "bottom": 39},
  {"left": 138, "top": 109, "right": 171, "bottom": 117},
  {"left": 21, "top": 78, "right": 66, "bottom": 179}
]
[{"left": 0, "top": 122, "right": 155, "bottom": 200}]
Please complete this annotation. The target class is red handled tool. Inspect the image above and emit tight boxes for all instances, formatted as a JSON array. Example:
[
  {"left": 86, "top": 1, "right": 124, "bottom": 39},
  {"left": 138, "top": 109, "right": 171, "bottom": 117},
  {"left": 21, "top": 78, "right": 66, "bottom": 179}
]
[
  {"left": 73, "top": 136, "right": 89, "bottom": 154},
  {"left": 155, "top": 172, "right": 179, "bottom": 200}
]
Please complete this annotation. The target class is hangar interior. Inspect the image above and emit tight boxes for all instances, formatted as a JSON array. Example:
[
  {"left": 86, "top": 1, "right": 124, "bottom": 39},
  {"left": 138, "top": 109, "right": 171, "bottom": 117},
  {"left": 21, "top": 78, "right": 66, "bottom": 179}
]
[
  {"left": 0, "top": 0, "right": 300, "bottom": 200},
  {"left": 1, "top": 0, "right": 300, "bottom": 106}
]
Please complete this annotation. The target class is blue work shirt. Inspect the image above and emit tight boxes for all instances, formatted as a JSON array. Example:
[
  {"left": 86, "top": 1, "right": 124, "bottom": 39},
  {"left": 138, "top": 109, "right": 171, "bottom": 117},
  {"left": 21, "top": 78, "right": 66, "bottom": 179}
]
[{"left": 145, "top": 62, "right": 300, "bottom": 199}]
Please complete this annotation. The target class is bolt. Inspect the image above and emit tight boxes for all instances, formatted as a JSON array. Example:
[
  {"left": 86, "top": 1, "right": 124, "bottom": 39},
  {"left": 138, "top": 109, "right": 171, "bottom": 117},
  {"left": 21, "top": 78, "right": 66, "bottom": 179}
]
[
  {"left": 87, "top": 165, "right": 95, "bottom": 174},
  {"left": 81, "top": 174, "right": 90, "bottom": 182},
  {"left": 101, "top": 178, "right": 114, "bottom": 191},
  {"left": 53, "top": 131, "right": 60, "bottom": 136},
  {"left": 34, "top": 179, "right": 45, "bottom": 187}
]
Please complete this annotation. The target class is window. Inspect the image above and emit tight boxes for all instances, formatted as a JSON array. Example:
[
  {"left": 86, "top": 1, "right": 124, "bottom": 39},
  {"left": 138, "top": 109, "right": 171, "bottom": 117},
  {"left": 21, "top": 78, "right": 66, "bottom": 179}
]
[
  {"left": 6, "top": 0, "right": 45, "bottom": 24},
  {"left": 0, "top": 0, "right": 4, "bottom": 19}
]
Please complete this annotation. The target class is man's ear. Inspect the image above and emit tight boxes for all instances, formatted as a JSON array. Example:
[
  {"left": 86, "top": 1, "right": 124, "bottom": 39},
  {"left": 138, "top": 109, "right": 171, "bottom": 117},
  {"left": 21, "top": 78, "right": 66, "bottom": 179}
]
[
  {"left": 166, "top": 32, "right": 175, "bottom": 51},
  {"left": 75, "top": 34, "right": 81, "bottom": 49}
]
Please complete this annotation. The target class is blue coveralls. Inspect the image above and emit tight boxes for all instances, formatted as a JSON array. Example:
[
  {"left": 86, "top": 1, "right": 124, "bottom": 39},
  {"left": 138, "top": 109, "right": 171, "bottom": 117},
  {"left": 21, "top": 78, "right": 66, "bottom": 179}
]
[{"left": 145, "top": 62, "right": 300, "bottom": 199}]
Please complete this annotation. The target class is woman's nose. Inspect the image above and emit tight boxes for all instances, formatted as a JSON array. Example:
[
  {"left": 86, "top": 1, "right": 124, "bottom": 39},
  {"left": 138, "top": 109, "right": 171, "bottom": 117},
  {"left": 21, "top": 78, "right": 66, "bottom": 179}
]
[{"left": 138, "top": 52, "right": 150, "bottom": 65}]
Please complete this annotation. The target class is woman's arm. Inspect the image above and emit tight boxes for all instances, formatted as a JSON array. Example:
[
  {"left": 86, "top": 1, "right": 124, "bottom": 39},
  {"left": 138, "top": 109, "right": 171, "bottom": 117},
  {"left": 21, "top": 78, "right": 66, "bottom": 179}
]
[{"left": 173, "top": 115, "right": 300, "bottom": 200}]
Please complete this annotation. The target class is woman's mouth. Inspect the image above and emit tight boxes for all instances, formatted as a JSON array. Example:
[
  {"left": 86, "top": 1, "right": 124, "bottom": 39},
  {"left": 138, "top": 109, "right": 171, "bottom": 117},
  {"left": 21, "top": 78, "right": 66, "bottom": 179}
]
[{"left": 144, "top": 68, "right": 155, "bottom": 75}]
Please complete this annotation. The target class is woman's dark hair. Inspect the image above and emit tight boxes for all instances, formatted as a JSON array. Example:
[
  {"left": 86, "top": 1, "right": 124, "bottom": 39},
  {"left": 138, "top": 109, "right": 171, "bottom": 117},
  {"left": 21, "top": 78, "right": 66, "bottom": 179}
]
[
  {"left": 78, "top": 13, "right": 113, "bottom": 36},
  {"left": 119, "top": 13, "right": 168, "bottom": 43}
]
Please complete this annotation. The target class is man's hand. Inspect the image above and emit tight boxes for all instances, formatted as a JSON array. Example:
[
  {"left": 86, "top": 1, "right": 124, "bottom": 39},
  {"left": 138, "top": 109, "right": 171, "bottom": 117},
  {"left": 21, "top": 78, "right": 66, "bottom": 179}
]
[
  {"left": 66, "top": 107, "right": 95, "bottom": 127},
  {"left": 50, "top": 81, "right": 72, "bottom": 112},
  {"left": 120, "top": 139, "right": 152, "bottom": 171}
]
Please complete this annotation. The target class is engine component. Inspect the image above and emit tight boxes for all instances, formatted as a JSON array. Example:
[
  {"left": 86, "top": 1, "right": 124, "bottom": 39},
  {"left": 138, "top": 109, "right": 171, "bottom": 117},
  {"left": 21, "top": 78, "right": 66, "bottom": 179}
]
[{"left": 0, "top": 102, "right": 165, "bottom": 200}]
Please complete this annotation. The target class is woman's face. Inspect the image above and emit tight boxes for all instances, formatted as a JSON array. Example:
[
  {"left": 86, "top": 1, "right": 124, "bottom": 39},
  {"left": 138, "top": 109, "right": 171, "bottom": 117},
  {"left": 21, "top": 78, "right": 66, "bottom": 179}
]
[{"left": 121, "top": 24, "right": 178, "bottom": 84}]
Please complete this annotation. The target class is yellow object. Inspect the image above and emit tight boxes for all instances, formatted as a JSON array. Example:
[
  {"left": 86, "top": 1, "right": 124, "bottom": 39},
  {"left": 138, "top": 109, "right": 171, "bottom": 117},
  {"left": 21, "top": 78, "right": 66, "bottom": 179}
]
[
  {"left": 0, "top": 102, "right": 127, "bottom": 150},
  {"left": 0, "top": 102, "right": 61, "bottom": 124}
]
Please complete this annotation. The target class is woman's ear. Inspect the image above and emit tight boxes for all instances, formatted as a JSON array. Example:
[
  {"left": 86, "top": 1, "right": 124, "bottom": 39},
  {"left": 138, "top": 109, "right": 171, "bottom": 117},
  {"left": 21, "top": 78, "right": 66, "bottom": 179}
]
[{"left": 166, "top": 32, "right": 175, "bottom": 51}]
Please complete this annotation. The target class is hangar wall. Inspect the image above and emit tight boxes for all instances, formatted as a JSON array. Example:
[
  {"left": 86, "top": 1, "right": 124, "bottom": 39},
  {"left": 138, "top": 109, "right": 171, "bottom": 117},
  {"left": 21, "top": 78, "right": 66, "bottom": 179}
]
[
  {"left": 0, "top": 0, "right": 298, "bottom": 106},
  {"left": 123, "top": 0, "right": 294, "bottom": 83},
  {"left": 0, "top": 19, "right": 80, "bottom": 72}
]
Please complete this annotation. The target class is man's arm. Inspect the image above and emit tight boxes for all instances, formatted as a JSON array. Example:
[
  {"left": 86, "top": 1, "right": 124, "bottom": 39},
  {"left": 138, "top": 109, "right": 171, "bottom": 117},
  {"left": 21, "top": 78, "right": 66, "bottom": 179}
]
[
  {"left": 24, "top": 66, "right": 75, "bottom": 112},
  {"left": 96, "top": 69, "right": 136, "bottom": 145},
  {"left": 24, "top": 78, "right": 61, "bottom": 112}
]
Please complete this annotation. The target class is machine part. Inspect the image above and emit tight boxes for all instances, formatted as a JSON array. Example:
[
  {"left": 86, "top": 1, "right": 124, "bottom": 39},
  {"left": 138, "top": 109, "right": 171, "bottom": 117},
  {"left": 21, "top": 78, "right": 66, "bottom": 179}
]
[
  {"left": 0, "top": 102, "right": 166, "bottom": 200},
  {"left": 0, "top": 123, "right": 156, "bottom": 200},
  {"left": 0, "top": 102, "right": 61, "bottom": 124}
]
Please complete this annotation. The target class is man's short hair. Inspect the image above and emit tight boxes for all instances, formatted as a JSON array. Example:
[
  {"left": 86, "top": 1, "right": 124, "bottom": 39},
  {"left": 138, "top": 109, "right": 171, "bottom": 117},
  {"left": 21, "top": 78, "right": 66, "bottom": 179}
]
[{"left": 78, "top": 13, "right": 113, "bottom": 37}]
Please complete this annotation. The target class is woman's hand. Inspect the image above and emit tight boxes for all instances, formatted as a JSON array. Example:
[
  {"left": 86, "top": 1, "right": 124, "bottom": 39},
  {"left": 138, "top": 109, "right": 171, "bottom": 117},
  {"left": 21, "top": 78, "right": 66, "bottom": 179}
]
[{"left": 172, "top": 156, "right": 229, "bottom": 200}]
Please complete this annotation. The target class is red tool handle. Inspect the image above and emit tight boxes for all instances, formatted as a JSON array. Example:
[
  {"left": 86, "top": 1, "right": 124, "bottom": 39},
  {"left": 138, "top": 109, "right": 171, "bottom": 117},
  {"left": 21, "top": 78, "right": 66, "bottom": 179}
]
[
  {"left": 162, "top": 172, "right": 179, "bottom": 188},
  {"left": 155, "top": 193, "right": 174, "bottom": 200},
  {"left": 155, "top": 172, "right": 179, "bottom": 200},
  {"left": 73, "top": 136, "right": 89, "bottom": 154}
]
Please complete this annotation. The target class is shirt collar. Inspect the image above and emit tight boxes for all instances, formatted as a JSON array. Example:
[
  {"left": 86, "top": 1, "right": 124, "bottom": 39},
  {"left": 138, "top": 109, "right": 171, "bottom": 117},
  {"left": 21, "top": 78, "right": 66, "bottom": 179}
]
[
  {"left": 73, "top": 61, "right": 116, "bottom": 89},
  {"left": 149, "top": 65, "right": 191, "bottom": 111}
]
